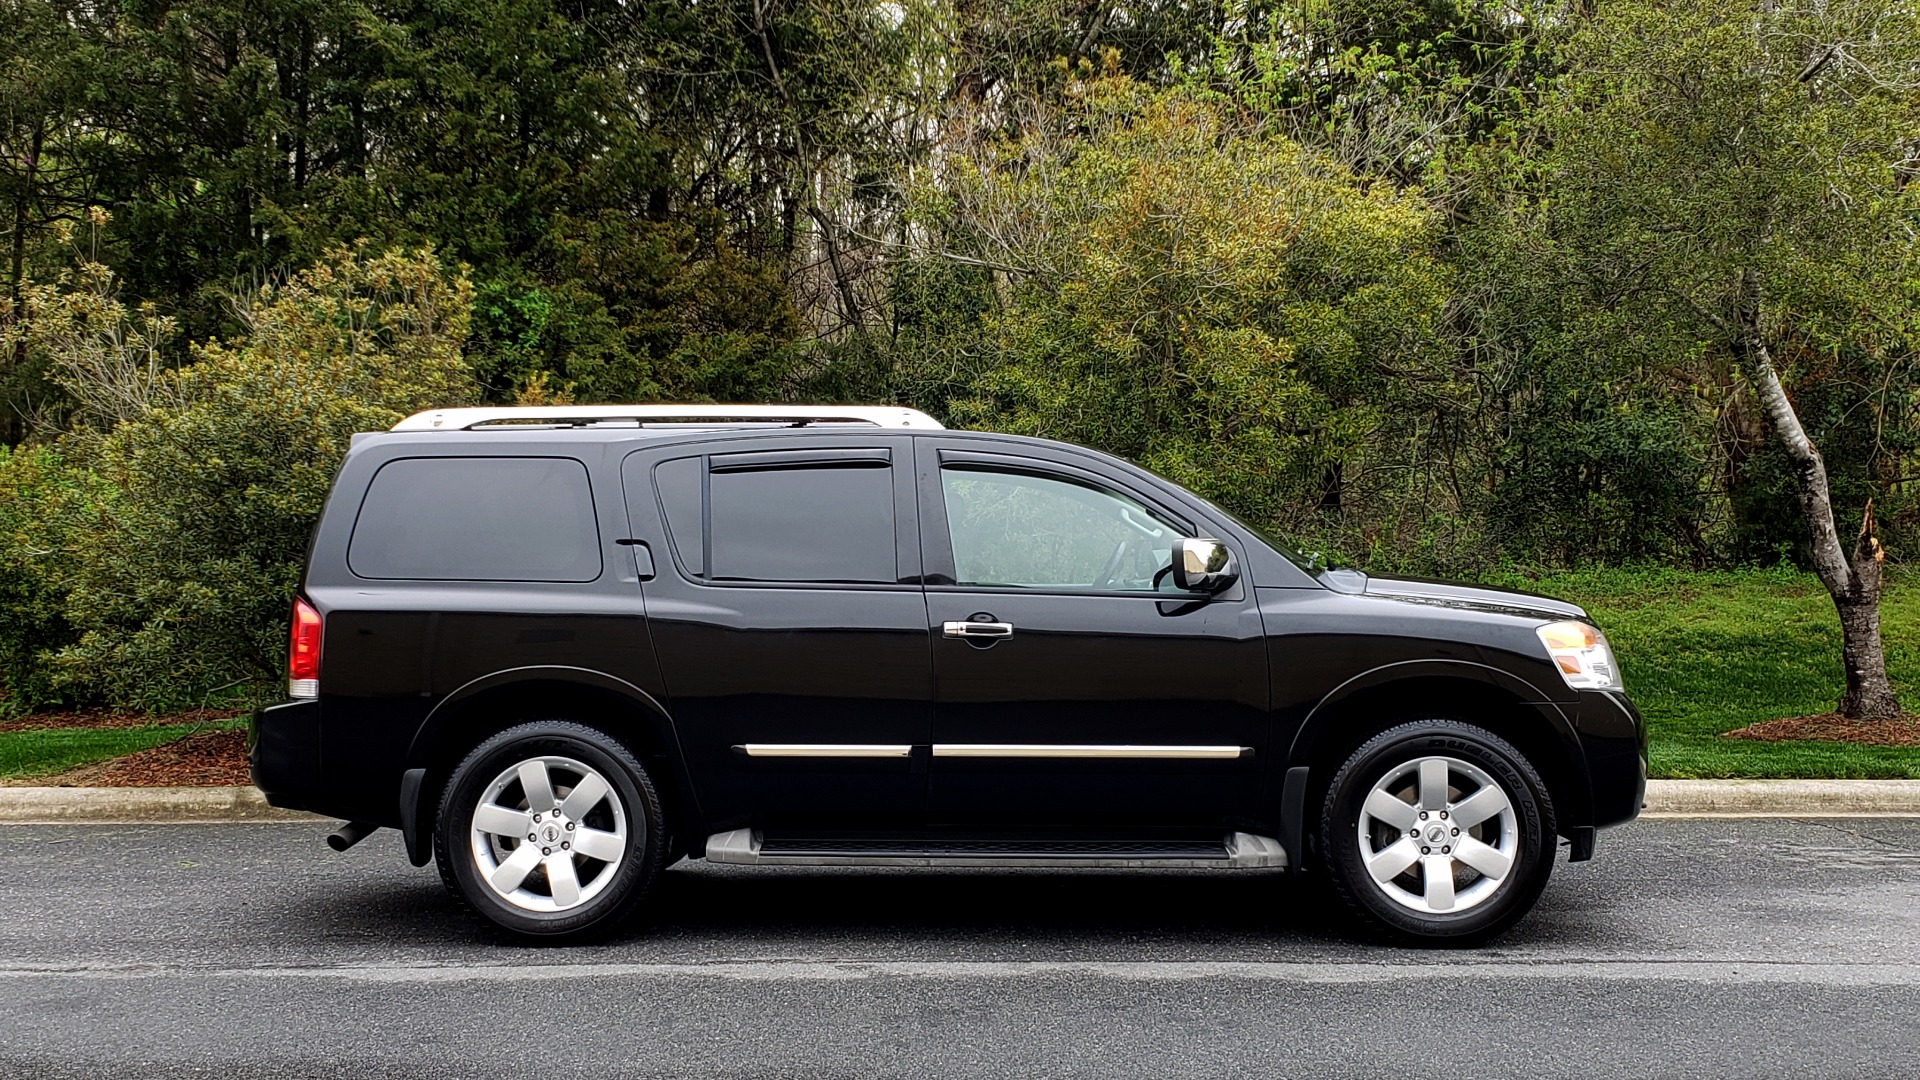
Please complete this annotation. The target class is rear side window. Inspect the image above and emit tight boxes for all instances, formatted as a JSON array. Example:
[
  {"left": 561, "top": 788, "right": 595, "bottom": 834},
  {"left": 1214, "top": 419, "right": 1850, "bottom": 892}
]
[
  {"left": 710, "top": 463, "right": 894, "bottom": 583},
  {"left": 348, "top": 457, "right": 602, "bottom": 582},
  {"left": 644, "top": 451, "right": 897, "bottom": 585},
  {"left": 653, "top": 456, "right": 704, "bottom": 578}
]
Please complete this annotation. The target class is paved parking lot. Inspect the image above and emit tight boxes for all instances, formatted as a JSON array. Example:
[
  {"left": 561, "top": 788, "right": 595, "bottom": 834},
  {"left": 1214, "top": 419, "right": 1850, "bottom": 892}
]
[{"left": 4, "top": 817, "right": 1919, "bottom": 1078}]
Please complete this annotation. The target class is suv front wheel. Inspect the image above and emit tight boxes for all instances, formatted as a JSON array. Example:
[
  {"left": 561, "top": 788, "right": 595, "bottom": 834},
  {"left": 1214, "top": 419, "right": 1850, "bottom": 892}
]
[
  {"left": 435, "top": 720, "right": 666, "bottom": 940},
  {"left": 1319, "top": 719, "right": 1555, "bottom": 945}
]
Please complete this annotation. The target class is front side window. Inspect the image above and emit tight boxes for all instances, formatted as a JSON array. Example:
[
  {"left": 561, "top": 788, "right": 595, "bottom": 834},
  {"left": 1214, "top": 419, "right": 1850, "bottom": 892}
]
[
  {"left": 940, "top": 467, "right": 1180, "bottom": 591},
  {"left": 349, "top": 456, "right": 602, "bottom": 582}
]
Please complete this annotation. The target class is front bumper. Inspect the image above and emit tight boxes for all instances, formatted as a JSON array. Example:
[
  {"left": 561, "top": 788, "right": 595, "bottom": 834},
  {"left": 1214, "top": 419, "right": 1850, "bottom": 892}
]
[
  {"left": 1575, "top": 690, "right": 1648, "bottom": 829},
  {"left": 248, "top": 700, "right": 328, "bottom": 815}
]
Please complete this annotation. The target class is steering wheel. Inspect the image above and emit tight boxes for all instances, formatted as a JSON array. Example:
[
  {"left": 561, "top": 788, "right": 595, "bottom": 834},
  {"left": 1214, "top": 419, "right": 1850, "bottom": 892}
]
[{"left": 1091, "top": 538, "right": 1130, "bottom": 591}]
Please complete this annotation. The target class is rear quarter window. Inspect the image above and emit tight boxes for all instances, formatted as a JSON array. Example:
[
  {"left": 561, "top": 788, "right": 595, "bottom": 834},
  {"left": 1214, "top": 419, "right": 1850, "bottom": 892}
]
[{"left": 347, "top": 456, "right": 602, "bottom": 582}]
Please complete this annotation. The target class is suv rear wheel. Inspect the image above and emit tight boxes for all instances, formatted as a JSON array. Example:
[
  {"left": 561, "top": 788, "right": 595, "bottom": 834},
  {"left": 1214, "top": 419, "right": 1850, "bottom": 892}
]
[
  {"left": 1319, "top": 719, "right": 1554, "bottom": 945},
  {"left": 434, "top": 720, "right": 666, "bottom": 940}
]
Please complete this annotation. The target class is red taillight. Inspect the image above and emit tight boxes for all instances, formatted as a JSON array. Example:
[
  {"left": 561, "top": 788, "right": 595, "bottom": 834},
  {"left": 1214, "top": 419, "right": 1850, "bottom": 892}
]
[{"left": 289, "top": 598, "right": 322, "bottom": 698}]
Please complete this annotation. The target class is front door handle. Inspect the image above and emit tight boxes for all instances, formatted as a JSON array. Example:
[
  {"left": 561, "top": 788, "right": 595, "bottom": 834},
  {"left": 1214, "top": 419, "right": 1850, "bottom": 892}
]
[{"left": 943, "top": 620, "right": 1013, "bottom": 639}]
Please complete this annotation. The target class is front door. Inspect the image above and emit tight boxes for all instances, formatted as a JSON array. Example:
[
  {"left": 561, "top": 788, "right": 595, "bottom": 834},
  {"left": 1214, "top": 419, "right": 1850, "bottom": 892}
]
[
  {"left": 623, "top": 437, "right": 929, "bottom": 827},
  {"left": 917, "top": 443, "right": 1270, "bottom": 828}
]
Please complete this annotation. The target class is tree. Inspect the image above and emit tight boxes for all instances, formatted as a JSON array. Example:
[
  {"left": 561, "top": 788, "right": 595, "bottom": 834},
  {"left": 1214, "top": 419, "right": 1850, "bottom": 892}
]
[
  {"left": 1535, "top": 0, "right": 1919, "bottom": 720},
  {"left": 909, "top": 75, "right": 1454, "bottom": 536}
]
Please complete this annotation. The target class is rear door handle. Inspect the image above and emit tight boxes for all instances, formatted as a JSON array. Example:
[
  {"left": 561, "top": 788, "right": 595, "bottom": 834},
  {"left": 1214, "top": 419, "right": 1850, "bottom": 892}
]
[{"left": 943, "top": 621, "right": 1013, "bottom": 639}]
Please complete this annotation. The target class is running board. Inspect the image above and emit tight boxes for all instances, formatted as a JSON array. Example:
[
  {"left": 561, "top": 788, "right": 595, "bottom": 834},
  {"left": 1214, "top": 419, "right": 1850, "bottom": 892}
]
[{"left": 701, "top": 830, "right": 1287, "bottom": 869}]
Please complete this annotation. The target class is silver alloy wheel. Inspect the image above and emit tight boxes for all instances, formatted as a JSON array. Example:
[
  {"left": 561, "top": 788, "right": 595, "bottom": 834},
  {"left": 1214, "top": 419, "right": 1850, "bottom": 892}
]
[
  {"left": 1356, "top": 755, "right": 1518, "bottom": 915},
  {"left": 469, "top": 755, "right": 628, "bottom": 913}
]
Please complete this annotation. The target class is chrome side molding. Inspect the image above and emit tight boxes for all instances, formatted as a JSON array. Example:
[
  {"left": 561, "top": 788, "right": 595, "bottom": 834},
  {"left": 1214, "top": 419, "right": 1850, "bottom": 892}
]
[
  {"left": 733, "top": 744, "right": 1247, "bottom": 760},
  {"left": 930, "top": 744, "right": 1247, "bottom": 759},
  {"left": 736, "top": 744, "right": 914, "bottom": 758}
]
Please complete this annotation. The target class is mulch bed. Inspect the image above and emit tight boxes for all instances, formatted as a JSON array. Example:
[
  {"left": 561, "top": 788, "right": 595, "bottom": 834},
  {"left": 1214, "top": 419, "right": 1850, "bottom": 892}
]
[
  {"left": 0, "top": 707, "right": 243, "bottom": 735},
  {"left": 25, "top": 728, "right": 251, "bottom": 787},
  {"left": 1723, "top": 713, "right": 1920, "bottom": 747}
]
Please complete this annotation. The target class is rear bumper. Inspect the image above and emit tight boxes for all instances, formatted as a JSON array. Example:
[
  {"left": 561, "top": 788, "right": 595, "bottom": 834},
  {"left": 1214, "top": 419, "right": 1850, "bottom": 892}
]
[{"left": 248, "top": 700, "right": 331, "bottom": 816}]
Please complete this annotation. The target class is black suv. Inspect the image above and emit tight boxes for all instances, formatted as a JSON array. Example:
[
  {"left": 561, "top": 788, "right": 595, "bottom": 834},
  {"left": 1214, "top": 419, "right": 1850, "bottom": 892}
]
[{"left": 251, "top": 404, "right": 1645, "bottom": 943}]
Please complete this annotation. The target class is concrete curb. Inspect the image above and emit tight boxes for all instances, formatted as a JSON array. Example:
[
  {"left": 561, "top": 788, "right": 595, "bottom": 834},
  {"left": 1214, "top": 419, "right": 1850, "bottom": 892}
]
[
  {"left": 1, "top": 779, "right": 1918, "bottom": 824},
  {"left": 0, "top": 786, "right": 322, "bottom": 824},
  {"left": 1640, "top": 779, "right": 1920, "bottom": 818}
]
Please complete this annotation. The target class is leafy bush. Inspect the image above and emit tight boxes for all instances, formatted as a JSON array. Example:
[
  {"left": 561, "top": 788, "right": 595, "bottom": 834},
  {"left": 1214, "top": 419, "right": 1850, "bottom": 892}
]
[
  {"left": 12, "top": 246, "right": 474, "bottom": 709},
  {"left": 0, "top": 444, "right": 89, "bottom": 714}
]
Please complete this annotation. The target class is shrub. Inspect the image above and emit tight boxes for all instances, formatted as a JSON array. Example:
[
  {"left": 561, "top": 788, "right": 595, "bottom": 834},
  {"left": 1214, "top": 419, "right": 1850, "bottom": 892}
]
[
  {"left": 38, "top": 246, "right": 474, "bottom": 708},
  {"left": 0, "top": 445, "right": 90, "bottom": 714}
]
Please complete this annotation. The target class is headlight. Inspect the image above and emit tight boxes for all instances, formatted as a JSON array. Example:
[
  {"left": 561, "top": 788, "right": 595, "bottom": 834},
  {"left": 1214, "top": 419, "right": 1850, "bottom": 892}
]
[{"left": 1535, "top": 620, "right": 1622, "bottom": 691}]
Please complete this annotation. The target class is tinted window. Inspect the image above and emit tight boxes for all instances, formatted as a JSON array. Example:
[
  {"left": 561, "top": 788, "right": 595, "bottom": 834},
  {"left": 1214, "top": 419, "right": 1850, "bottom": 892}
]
[
  {"left": 941, "top": 467, "right": 1178, "bottom": 590},
  {"left": 708, "top": 463, "right": 895, "bottom": 583},
  {"left": 349, "top": 457, "right": 602, "bottom": 582},
  {"left": 653, "top": 456, "right": 704, "bottom": 577}
]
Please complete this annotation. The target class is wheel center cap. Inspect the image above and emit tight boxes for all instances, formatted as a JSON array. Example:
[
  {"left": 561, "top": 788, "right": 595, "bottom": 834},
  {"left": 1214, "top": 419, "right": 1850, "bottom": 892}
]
[
  {"left": 1424, "top": 823, "right": 1449, "bottom": 846},
  {"left": 541, "top": 819, "right": 563, "bottom": 845}
]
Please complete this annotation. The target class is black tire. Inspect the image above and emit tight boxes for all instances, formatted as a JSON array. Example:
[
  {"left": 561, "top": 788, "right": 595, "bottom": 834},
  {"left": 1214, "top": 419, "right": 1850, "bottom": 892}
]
[
  {"left": 434, "top": 719, "right": 667, "bottom": 941},
  {"left": 1319, "top": 719, "right": 1555, "bottom": 945}
]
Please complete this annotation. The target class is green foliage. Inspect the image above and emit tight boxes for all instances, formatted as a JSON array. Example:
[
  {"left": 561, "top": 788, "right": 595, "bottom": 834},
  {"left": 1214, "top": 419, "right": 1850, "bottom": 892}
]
[
  {"left": 1211, "top": 0, "right": 1559, "bottom": 186},
  {"left": 1513, "top": 0, "right": 1920, "bottom": 559},
  {"left": 11, "top": 246, "right": 474, "bottom": 709},
  {"left": 0, "top": 444, "right": 88, "bottom": 713},
  {"left": 913, "top": 75, "right": 1453, "bottom": 539},
  {"left": 1446, "top": 209, "right": 1717, "bottom": 566}
]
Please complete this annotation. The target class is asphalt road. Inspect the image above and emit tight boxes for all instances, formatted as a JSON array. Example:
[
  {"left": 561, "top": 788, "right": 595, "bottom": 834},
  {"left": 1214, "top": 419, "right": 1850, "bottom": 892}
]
[{"left": 3, "top": 818, "right": 1919, "bottom": 1079}]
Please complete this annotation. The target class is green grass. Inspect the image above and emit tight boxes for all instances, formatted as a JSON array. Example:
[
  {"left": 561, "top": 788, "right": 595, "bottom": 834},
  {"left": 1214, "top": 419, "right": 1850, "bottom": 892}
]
[
  {"left": 1489, "top": 565, "right": 1920, "bottom": 779},
  {"left": 0, "top": 724, "right": 207, "bottom": 780}
]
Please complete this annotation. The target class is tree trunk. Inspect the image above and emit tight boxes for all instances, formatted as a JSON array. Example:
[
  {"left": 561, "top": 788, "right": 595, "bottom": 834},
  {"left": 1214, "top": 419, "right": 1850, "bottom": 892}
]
[
  {"left": 1734, "top": 270, "right": 1902, "bottom": 720},
  {"left": 5, "top": 125, "right": 41, "bottom": 444}
]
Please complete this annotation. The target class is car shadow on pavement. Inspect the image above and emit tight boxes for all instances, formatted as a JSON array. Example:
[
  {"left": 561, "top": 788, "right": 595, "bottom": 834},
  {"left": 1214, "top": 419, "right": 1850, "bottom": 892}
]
[
  {"left": 637, "top": 864, "right": 1356, "bottom": 945},
  {"left": 285, "top": 859, "right": 1612, "bottom": 954}
]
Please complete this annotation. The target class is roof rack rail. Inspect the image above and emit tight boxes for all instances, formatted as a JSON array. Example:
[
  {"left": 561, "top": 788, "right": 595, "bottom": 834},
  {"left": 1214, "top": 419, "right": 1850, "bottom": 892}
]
[{"left": 390, "top": 404, "right": 944, "bottom": 432}]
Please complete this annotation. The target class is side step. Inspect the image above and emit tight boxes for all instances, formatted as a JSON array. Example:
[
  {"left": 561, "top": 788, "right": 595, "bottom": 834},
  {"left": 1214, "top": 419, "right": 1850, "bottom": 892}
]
[{"left": 702, "top": 830, "right": 1287, "bottom": 870}]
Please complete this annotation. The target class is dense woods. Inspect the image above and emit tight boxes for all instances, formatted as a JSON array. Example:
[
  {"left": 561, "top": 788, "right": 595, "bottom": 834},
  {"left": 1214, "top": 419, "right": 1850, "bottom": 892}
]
[{"left": 0, "top": 0, "right": 1916, "bottom": 714}]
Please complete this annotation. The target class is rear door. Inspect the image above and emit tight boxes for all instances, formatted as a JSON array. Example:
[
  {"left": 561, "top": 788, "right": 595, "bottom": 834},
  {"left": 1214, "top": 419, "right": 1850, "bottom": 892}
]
[
  {"left": 621, "top": 436, "right": 930, "bottom": 828},
  {"left": 917, "top": 441, "right": 1270, "bottom": 828}
]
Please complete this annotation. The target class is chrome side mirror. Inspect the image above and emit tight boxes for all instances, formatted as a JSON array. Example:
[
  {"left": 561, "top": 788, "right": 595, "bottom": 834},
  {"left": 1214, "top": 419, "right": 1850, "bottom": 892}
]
[{"left": 1171, "top": 537, "right": 1238, "bottom": 594}]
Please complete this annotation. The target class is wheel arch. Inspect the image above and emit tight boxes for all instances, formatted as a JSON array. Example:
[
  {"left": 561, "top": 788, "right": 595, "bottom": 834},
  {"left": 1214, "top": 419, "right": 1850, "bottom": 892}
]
[
  {"left": 1286, "top": 660, "right": 1593, "bottom": 848},
  {"left": 405, "top": 667, "right": 701, "bottom": 856}
]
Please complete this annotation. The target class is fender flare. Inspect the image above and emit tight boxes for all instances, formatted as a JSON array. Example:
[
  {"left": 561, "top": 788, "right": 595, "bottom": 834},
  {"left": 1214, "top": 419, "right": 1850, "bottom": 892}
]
[
  {"left": 401, "top": 666, "right": 700, "bottom": 851},
  {"left": 1282, "top": 659, "right": 1592, "bottom": 842},
  {"left": 407, "top": 665, "right": 684, "bottom": 764}
]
